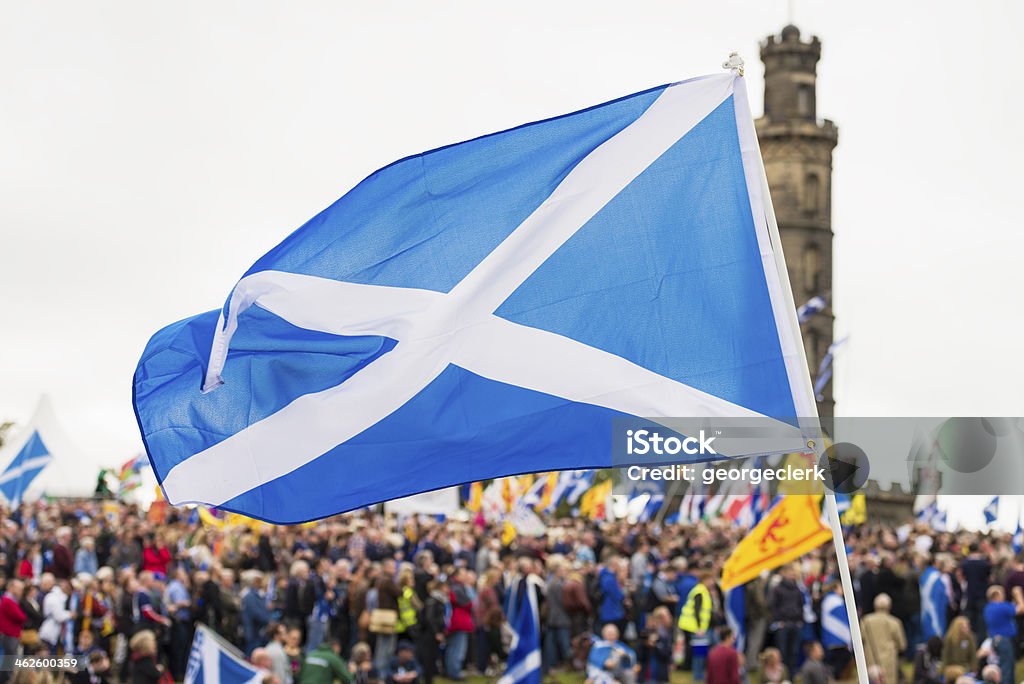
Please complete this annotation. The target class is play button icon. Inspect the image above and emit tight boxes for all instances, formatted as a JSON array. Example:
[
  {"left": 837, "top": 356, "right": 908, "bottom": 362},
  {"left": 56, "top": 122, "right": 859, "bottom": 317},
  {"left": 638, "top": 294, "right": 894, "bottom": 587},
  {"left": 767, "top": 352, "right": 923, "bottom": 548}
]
[{"left": 818, "top": 442, "right": 869, "bottom": 494}]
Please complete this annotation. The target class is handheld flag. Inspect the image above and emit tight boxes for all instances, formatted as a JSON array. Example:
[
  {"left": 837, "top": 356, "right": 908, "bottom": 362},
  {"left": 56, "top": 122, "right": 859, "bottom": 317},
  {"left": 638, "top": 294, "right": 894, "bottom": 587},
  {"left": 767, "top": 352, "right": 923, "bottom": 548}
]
[
  {"left": 920, "top": 565, "right": 949, "bottom": 640},
  {"left": 797, "top": 295, "right": 827, "bottom": 323},
  {"left": 1014, "top": 521, "right": 1023, "bottom": 554},
  {"left": 840, "top": 493, "right": 866, "bottom": 526},
  {"left": 185, "top": 623, "right": 264, "bottom": 684},
  {"left": 724, "top": 585, "right": 746, "bottom": 652},
  {"left": 984, "top": 496, "right": 999, "bottom": 525},
  {"left": 720, "top": 495, "right": 833, "bottom": 591},
  {"left": 497, "top": 579, "right": 541, "bottom": 684},
  {"left": 134, "top": 71, "right": 815, "bottom": 523},
  {"left": 821, "top": 590, "right": 852, "bottom": 649},
  {"left": 814, "top": 337, "right": 847, "bottom": 402}
]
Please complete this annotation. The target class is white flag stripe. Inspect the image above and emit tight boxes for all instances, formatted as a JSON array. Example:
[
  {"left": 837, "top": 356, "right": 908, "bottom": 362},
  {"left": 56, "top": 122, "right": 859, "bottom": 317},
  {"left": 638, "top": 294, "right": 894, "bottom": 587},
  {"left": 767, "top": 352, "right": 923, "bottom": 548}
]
[
  {"left": 0, "top": 455, "right": 52, "bottom": 486},
  {"left": 165, "top": 75, "right": 762, "bottom": 507}
]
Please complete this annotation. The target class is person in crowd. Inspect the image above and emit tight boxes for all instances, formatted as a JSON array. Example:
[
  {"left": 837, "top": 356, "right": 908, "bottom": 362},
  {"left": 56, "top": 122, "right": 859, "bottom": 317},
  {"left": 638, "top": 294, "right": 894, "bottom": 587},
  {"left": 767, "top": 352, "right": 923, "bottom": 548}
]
[
  {"left": 164, "top": 565, "right": 192, "bottom": 680},
  {"left": 444, "top": 568, "right": 473, "bottom": 681},
  {"left": 962, "top": 543, "right": 993, "bottom": 640},
  {"left": 298, "top": 638, "right": 352, "bottom": 684},
  {"left": 768, "top": 564, "right": 805, "bottom": 677},
  {"left": 251, "top": 647, "right": 281, "bottom": 684},
  {"left": 706, "top": 627, "right": 742, "bottom": 684},
  {"left": 243, "top": 571, "right": 273, "bottom": 657},
  {"left": 74, "top": 538, "right": 99, "bottom": 577},
  {"left": 415, "top": 580, "right": 446, "bottom": 684},
  {"left": 861, "top": 593, "right": 907, "bottom": 684},
  {"left": 265, "top": 623, "right": 292, "bottom": 684},
  {"left": 982, "top": 584, "right": 1024, "bottom": 684},
  {"left": 50, "top": 528, "right": 74, "bottom": 581},
  {"left": 758, "top": 647, "right": 788, "bottom": 684},
  {"left": 39, "top": 576, "right": 73, "bottom": 652},
  {"left": 128, "top": 630, "right": 164, "bottom": 684},
  {"left": 912, "top": 636, "right": 943, "bottom": 684},
  {"left": 386, "top": 641, "right": 422, "bottom": 684},
  {"left": 0, "top": 578, "right": 27, "bottom": 659},
  {"left": 588, "top": 623, "right": 638, "bottom": 684},
  {"left": 942, "top": 615, "right": 978, "bottom": 674},
  {"left": 598, "top": 558, "right": 629, "bottom": 634},
  {"left": 474, "top": 567, "right": 504, "bottom": 676},
  {"left": 799, "top": 641, "right": 831, "bottom": 684},
  {"left": 69, "top": 648, "right": 112, "bottom": 684},
  {"left": 679, "top": 572, "right": 715, "bottom": 682},
  {"left": 645, "top": 606, "right": 674, "bottom": 684}
]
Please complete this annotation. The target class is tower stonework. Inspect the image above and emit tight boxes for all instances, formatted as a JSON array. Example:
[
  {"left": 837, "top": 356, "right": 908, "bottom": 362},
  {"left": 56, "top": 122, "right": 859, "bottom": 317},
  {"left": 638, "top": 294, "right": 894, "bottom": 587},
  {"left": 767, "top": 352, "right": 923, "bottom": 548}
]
[{"left": 756, "top": 24, "right": 839, "bottom": 417}]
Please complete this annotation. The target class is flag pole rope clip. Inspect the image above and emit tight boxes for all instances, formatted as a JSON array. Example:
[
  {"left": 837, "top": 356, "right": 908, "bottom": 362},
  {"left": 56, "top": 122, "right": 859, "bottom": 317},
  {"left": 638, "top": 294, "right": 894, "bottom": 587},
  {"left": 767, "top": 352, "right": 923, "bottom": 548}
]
[{"left": 722, "top": 52, "right": 745, "bottom": 76}]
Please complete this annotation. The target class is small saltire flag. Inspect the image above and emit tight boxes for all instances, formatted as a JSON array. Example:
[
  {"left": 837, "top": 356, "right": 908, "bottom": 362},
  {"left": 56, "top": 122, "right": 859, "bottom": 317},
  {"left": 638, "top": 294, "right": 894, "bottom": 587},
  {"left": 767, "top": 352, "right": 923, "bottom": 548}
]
[
  {"left": 185, "top": 623, "right": 264, "bottom": 684},
  {"left": 1012, "top": 521, "right": 1023, "bottom": 554},
  {"left": 920, "top": 565, "right": 949, "bottom": 640},
  {"left": 821, "top": 589, "right": 852, "bottom": 649},
  {"left": 916, "top": 502, "right": 938, "bottom": 525},
  {"left": 0, "top": 430, "right": 51, "bottom": 507},
  {"left": 984, "top": 496, "right": 1000, "bottom": 525},
  {"left": 720, "top": 495, "right": 833, "bottom": 591},
  {"left": 797, "top": 295, "right": 827, "bottom": 323},
  {"left": 814, "top": 337, "right": 848, "bottom": 402},
  {"left": 724, "top": 585, "right": 746, "bottom": 652},
  {"left": 498, "top": 576, "right": 542, "bottom": 684},
  {"left": 134, "top": 71, "right": 814, "bottom": 523}
]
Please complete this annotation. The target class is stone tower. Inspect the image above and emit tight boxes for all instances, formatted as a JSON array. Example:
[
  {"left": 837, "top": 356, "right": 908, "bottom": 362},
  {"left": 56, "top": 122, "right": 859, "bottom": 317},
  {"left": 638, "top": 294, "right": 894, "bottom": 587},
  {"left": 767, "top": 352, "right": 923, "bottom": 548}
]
[{"left": 756, "top": 24, "right": 839, "bottom": 416}]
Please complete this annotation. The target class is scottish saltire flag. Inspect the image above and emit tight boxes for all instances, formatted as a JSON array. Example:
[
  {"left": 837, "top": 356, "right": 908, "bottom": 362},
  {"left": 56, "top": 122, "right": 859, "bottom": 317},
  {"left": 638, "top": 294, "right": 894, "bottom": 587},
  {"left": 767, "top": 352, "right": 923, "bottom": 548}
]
[
  {"left": 814, "top": 336, "right": 847, "bottom": 402},
  {"left": 134, "top": 71, "right": 816, "bottom": 523},
  {"left": 821, "top": 590, "right": 852, "bottom": 649},
  {"left": 498, "top": 579, "right": 541, "bottom": 684},
  {"left": 1013, "top": 521, "right": 1023, "bottom": 554},
  {"left": 0, "top": 431, "right": 51, "bottom": 506},
  {"left": 724, "top": 585, "right": 746, "bottom": 652},
  {"left": 984, "top": 496, "right": 1000, "bottom": 525},
  {"left": 920, "top": 565, "right": 949, "bottom": 640},
  {"left": 917, "top": 502, "right": 938, "bottom": 525},
  {"left": 185, "top": 623, "right": 263, "bottom": 684},
  {"left": 797, "top": 295, "right": 827, "bottom": 323}
]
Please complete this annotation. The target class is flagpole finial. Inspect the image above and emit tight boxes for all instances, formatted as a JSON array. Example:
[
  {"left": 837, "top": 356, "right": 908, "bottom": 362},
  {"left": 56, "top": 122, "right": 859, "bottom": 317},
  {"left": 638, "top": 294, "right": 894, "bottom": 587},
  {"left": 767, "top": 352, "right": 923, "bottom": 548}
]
[{"left": 723, "top": 52, "right": 745, "bottom": 76}]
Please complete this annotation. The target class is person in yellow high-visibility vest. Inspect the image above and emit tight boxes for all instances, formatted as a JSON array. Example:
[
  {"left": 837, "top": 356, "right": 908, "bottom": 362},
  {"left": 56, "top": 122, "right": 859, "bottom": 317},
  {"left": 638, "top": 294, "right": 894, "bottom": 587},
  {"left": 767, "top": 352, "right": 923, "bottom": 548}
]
[
  {"left": 678, "top": 573, "right": 715, "bottom": 682},
  {"left": 396, "top": 570, "right": 421, "bottom": 637}
]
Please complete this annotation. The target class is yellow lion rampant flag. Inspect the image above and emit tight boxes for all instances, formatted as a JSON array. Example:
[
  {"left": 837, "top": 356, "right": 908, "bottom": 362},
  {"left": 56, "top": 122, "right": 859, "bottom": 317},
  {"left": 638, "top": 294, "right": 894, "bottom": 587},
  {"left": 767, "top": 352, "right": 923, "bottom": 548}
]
[{"left": 720, "top": 495, "right": 833, "bottom": 591}]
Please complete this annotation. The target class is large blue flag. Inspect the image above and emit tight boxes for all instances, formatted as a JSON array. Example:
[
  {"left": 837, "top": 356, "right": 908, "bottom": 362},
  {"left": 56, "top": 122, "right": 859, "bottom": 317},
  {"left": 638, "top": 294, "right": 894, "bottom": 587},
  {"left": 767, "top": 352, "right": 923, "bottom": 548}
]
[
  {"left": 134, "top": 71, "right": 815, "bottom": 523},
  {"left": 185, "top": 624, "right": 264, "bottom": 684}
]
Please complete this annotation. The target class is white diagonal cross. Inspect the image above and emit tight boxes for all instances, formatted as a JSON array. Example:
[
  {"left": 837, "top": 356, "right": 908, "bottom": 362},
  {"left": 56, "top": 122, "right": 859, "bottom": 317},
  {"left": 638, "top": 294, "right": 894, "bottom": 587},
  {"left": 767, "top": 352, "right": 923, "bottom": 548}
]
[{"left": 161, "top": 73, "right": 802, "bottom": 507}]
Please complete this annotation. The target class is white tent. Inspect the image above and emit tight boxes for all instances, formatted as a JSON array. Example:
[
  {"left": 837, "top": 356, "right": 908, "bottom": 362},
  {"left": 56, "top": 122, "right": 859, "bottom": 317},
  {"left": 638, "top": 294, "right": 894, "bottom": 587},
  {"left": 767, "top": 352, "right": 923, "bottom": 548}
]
[{"left": 0, "top": 396, "right": 98, "bottom": 503}]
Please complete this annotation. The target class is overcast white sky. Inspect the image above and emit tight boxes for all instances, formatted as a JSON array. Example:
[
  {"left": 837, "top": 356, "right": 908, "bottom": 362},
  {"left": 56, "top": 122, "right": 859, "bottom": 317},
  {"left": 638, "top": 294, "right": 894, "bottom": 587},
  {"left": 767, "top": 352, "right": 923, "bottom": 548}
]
[{"left": 2, "top": 1, "right": 1023, "bottom": 471}]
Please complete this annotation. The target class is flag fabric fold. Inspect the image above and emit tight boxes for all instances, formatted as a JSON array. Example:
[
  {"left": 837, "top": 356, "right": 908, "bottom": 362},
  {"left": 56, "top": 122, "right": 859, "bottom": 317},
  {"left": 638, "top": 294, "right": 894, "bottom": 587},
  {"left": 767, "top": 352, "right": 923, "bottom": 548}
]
[{"left": 185, "top": 623, "right": 264, "bottom": 684}]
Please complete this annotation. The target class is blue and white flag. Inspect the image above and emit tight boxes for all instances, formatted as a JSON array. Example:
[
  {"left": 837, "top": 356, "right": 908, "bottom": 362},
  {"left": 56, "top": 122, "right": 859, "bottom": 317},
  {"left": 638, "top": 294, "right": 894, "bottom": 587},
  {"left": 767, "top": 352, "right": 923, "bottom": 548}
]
[
  {"left": 498, "top": 578, "right": 541, "bottom": 684},
  {"left": 821, "top": 591, "right": 852, "bottom": 650},
  {"left": 984, "top": 496, "right": 1000, "bottom": 525},
  {"left": 185, "top": 623, "right": 264, "bottom": 684},
  {"left": 916, "top": 502, "right": 938, "bottom": 525},
  {"left": 813, "top": 336, "right": 847, "bottom": 402},
  {"left": 547, "top": 470, "right": 595, "bottom": 512},
  {"left": 134, "top": 71, "right": 815, "bottom": 523},
  {"left": 0, "top": 397, "right": 93, "bottom": 505},
  {"left": 1013, "top": 521, "right": 1023, "bottom": 554},
  {"left": 797, "top": 295, "right": 827, "bottom": 323},
  {"left": 724, "top": 585, "right": 746, "bottom": 652},
  {"left": 920, "top": 565, "right": 949, "bottom": 641}
]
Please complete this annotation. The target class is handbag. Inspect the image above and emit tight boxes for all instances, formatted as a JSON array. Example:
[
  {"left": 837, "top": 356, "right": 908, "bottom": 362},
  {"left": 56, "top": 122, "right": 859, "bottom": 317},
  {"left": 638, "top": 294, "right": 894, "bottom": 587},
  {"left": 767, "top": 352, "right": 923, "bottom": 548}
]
[{"left": 368, "top": 608, "right": 399, "bottom": 634}]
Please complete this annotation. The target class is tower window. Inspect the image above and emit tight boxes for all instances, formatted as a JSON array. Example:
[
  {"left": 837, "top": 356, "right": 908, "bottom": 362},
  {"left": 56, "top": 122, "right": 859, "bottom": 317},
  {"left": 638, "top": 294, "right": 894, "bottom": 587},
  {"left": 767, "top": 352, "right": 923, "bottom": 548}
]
[
  {"left": 802, "top": 244, "right": 820, "bottom": 295},
  {"left": 797, "top": 85, "right": 813, "bottom": 118},
  {"left": 804, "top": 173, "right": 820, "bottom": 215}
]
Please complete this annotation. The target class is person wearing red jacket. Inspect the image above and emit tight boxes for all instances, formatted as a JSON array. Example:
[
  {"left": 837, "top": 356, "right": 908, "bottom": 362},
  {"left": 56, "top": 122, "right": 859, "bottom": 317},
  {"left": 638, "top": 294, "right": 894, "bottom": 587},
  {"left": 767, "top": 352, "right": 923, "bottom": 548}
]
[
  {"left": 0, "top": 579, "right": 28, "bottom": 660},
  {"left": 141, "top": 533, "right": 172, "bottom": 576},
  {"left": 445, "top": 568, "right": 474, "bottom": 681}
]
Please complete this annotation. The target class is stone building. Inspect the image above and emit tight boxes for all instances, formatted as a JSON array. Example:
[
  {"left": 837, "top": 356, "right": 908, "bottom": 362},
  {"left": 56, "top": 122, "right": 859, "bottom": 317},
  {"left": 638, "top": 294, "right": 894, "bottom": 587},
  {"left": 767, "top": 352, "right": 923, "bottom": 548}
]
[{"left": 756, "top": 25, "right": 839, "bottom": 417}]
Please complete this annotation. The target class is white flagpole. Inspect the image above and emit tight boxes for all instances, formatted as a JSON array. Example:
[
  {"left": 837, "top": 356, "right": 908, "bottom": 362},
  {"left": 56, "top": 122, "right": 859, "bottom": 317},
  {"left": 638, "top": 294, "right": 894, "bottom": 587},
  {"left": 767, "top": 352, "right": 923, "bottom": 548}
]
[{"left": 727, "top": 57, "right": 870, "bottom": 684}]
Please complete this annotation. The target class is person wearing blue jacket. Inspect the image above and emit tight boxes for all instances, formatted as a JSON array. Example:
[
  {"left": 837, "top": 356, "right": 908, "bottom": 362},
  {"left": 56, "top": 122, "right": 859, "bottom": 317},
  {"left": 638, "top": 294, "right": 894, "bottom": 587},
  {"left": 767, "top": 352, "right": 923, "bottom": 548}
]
[{"left": 599, "top": 559, "right": 629, "bottom": 633}]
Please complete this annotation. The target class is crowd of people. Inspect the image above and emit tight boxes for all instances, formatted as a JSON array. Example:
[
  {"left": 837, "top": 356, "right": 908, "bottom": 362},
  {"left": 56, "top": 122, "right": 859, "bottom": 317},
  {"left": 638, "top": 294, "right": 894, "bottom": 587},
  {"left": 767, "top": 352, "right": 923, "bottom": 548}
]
[{"left": 0, "top": 497, "right": 1019, "bottom": 684}]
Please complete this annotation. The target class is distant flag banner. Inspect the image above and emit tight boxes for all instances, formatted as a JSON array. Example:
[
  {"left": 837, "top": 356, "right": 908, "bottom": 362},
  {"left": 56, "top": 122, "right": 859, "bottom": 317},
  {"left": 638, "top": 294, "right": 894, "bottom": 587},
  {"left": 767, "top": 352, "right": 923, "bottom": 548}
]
[
  {"left": 984, "top": 496, "right": 999, "bottom": 525},
  {"left": 134, "top": 71, "right": 817, "bottom": 523},
  {"left": 0, "top": 431, "right": 51, "bottom": 506},
  {"left": 1013, "top": 521, "right": 1023, "bottom": 554},
  {"left": 117, "top": 455, "right": 145, "bottom": 498},
  {"left": 797, "top": 295, "right": 827, "bottom": 323},
  {"left": 720, "top": 495, "right": 833, "bottom": 591},
  {"left": 185, "top": 623, "right": 263, "bottom": 684},
  {"left": 814, "top": 337, "right": 848, "bottom": 402},
  {"left": 840, "top": 493, "right": 866, "bottom": 526},
  {"left": 497, "top": 578, "right": 542, "bottom": 684}
]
